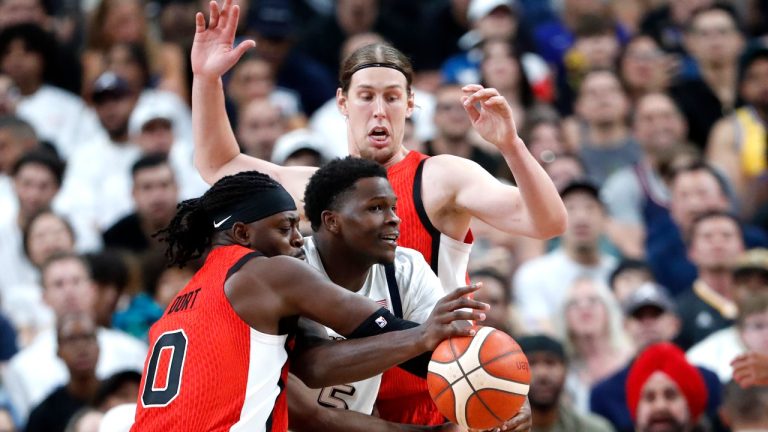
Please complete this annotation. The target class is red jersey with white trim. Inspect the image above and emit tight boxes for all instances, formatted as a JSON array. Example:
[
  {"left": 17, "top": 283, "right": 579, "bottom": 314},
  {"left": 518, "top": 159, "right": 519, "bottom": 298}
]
[
  {"left": 132, "top": 245, "right": 294, "bottom": 432},
  {"left": 380, "top": 151, "right": 473, "bottom": 425}
]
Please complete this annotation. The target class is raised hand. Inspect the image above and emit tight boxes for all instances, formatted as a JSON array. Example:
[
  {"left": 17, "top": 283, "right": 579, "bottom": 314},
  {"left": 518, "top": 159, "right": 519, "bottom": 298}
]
[
  {"left": 461, "top": 84, "right": 519, "bottom": 151},
  {"left": 419, "top": 284, "right": 488, "bottom": 351},
  {"left": 192, "top": 0, "right": 255, "bottom": 79}
]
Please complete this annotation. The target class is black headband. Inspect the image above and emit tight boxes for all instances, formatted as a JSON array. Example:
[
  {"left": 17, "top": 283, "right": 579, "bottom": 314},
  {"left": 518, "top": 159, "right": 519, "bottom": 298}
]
[
  {"left": 210, "top": 187, "right": 296, "bottom": 231},
  {"left": 350, "top": 62, "right": 408, "bottom": 78}
]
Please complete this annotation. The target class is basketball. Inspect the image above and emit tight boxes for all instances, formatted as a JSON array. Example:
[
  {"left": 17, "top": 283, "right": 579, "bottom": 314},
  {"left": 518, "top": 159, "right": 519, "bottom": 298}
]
[{"left": 427, "top": 326, "right": 530, "bottom": 430}]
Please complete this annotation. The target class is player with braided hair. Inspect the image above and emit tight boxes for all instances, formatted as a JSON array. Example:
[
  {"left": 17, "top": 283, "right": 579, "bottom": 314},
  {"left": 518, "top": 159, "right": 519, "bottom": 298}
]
[{"left": 132, "top": 170, "right": 489, "bottom": 432}]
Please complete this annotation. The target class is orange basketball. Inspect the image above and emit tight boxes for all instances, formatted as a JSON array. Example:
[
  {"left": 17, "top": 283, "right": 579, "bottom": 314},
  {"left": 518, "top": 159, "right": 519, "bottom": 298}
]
[{"left": 427, "top": 326, "right": 530, "bottom": 430}]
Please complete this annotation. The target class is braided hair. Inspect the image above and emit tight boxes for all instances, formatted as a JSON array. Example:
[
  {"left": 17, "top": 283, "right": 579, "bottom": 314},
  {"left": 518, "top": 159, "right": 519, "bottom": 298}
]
[{"left": 155, "top": 171, "right": 284, "bottom": 267}]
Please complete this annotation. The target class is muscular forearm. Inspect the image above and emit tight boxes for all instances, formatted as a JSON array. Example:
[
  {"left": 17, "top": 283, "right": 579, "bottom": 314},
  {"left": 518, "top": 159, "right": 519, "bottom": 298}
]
[
  {"left": 292, "top": 326, "right": 427, "bottom": 388},
  {"left": 191, "top": 75, "right": 242, "bottom": 183},
  {"left": 500, "top": 138, "right": 567, "bottom": 239},
  {"left": 289, "top": 374, "right": 444, "bottom": 432}
]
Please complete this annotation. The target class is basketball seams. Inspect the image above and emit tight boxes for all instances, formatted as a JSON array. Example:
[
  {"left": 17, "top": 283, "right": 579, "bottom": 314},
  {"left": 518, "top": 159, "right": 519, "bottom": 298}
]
[
  {"left": 454, "top": 328, "right": 506, "bottom": 427},
  {"left": 465, "top": 349, "right": 530, "bottom": 389},
  {"left": 427, "top": 328, "right": 530, "bottom": 429}
]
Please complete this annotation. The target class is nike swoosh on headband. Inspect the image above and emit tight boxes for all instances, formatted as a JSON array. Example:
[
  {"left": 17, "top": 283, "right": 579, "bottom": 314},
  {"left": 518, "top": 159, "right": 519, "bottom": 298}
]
[{"left": 213, "top": 215, "right": 232, "bottom": 228}]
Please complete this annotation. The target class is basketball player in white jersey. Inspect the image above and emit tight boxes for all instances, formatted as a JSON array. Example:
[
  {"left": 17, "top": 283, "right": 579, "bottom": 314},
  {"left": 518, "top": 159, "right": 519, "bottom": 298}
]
[{"left": 287, "top": 157, "right": 511, "bottom": 431}]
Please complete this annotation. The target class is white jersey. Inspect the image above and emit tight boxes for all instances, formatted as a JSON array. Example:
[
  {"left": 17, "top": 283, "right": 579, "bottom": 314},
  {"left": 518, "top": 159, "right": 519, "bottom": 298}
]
[{"left": 301, "top": 236, "right": 445, "bottom": 414}]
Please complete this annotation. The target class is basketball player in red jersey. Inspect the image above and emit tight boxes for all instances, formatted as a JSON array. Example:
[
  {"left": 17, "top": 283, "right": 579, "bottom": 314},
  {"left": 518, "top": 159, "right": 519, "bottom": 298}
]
[
  {"left": 191, "top": 0, "right": 565, "bottom": 429},
  {"left": 131, "top": 170, "right": 489, "bottom": 431}
]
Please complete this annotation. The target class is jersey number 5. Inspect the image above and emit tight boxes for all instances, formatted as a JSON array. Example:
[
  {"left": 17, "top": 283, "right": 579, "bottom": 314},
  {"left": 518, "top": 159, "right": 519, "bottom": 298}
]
[
  {"left": 141, "top": 330, "right": 188, "bottom": 407},
  {"left": 317, "top": 384, "right": 356, "bottom": 409}
]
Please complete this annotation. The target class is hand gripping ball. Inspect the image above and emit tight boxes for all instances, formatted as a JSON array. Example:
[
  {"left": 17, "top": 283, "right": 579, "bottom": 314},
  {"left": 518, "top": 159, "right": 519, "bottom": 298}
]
[{"left": 427, "top": 326, "right": 530, "bottom": 430}]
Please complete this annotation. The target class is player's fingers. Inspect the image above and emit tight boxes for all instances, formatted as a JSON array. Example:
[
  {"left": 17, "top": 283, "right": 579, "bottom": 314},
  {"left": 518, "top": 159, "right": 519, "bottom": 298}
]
[
  {"left": 441, "top": 296, "right": 489, "bottom": 313},
  {"left": 448, "top": 323, "right": 478, "bottom": 337},
  {"left": 209, "top": 1, "right": 220, "bottom": 28},
  {"left": 225, "top": 4, "right": 240, "bottom": 35},
  {"left": 195, "top": 12, "right": 206, "bottom": 32},
  {"left": 232, "top": 39, "right": 256, "bottom": 59},
  {"left": 464, "top": 88, "right": 501, "bottom": 106},
  {"left": 462, "top": 84, "right": 484, "bottom": 93},
  {"left": 462, "top": 96, "right": 480, "bottom": 122},
  {"left": 484, "top": 95, "right": 507, "bottom": 106},
  {"left": 446, "top": 310, "right": 486, "bottom": 323},
  {"left": 446, "top": 283, "right": 482, "bottom": 300}
]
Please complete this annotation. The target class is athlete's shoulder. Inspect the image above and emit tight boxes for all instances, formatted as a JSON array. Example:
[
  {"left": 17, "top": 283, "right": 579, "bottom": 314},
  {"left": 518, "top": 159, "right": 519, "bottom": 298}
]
[
  {"left": 393, "top": 246, "right": 431, "bottom": 272},
  {"left": 393, "top": 246, "right": 441, "bottom": 292}
]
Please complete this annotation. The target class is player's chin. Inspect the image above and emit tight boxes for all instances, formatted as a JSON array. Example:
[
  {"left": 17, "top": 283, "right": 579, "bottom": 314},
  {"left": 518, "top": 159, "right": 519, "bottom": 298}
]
[{"left": 375, "top": 250, "right": 396, "bottom": 265}]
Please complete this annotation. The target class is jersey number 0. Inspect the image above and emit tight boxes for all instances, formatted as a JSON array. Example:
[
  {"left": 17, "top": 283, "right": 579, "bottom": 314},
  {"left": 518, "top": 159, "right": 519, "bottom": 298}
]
[{"left": 141, "top": 329, "right": 188, "bottom": 407}]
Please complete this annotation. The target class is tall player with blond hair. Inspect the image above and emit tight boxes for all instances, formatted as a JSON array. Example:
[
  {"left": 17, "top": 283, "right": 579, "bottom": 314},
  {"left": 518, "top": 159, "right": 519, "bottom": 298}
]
[{"left": 191, "top": 0, "right": 566, "bottom": 429}]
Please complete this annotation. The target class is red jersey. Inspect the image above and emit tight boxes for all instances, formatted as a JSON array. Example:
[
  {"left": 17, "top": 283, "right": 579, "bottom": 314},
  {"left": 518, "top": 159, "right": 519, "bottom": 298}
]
[
  {"left": 132, "top": 245, "right": 293, "bottom": 432},
  {"left": 379, "top": 151, "right": 473, "bottom": 425}
]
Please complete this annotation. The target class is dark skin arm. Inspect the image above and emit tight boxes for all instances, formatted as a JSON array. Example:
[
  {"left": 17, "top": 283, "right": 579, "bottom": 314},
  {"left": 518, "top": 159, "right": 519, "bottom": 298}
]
[
  {"left": 288, "top": 374, "right": 463, "bottom": 432},
  {"left": 226, "top": 256, "right": 487, "bottom": 387}
]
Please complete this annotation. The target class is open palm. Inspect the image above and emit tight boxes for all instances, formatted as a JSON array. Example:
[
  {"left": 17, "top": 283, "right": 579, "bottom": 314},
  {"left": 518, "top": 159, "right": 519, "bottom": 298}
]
[
  {"left": 461, "top": 85, "right": 519, "bottom": 150},
  {"left": 191, "top": 0, "right": 255, "bottom": 78}
]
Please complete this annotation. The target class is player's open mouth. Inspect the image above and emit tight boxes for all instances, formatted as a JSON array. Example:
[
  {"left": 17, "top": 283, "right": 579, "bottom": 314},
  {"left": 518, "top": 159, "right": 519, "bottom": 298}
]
[
  {"left": 368, "top": 127, "right": 390, "bottom": 147},
  {"left": 380, "top": 232, "right": 399, "bottom": 246}
]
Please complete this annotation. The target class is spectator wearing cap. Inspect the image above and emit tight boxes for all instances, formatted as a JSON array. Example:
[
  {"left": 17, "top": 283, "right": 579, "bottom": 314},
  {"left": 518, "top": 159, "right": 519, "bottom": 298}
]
[
  {"left": 103, "top": 42, "right": 193, "bottom": 148},
  {"left": 128, "top": 102, "right": 207, "bottom": 201},
  {"left": 707, "top": 42, "right": 768, "bottom": 221},
  {"left": 732, "top": 248, "right": 768, "bottom": 300},
  {"left": 246, "top": 0, "right": 335, "bottom": 116},
  {"left": 271, "top": 129, "right": 329, "bottom": 168},
  {"left": 669, "top": 4, "right": 745, "bottom": 149},
  {"left": 627, "top": 343, "right": 709, "bottom": 432},
  {"left": 688, "top": 291, "right": 768, "bottom": 384},
  {"left": 57, "top": 72, "right": 142, "bottom": 231},
  {"left": 514, "top": 180, "right": 617, "bottom": 332},
  {"left": 590, "top": 283, "right": 723, "bottom": 432},
  {"left": 440, "top": 0, "right": 550, "bottom": 102},
  {"left": 0, "top": 24, "right": 104, "bottom": 160},
  {"left": 600, "top": 92, "right": 688, "bottom": 259},
  {"left": 719, "top": 380, "right": 768, "bottom": 431},
  {"left": 518, "top": 335, "right": 614, "bottom": 432},
  {"left": 608, "top": 259, "right": 653, "bottom": 305}
]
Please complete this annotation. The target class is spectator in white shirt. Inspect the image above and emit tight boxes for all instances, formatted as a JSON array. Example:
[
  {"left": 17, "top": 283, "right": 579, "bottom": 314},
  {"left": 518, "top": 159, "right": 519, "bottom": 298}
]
[
  {"left": 514, "top": 179, "right": 618, "bottom": 332},
  {"left": 0, "top": 24, "right": 103, "bottom": 159},
  {"left": 2, "top": 252, "right": 147, "bottom": 421}
]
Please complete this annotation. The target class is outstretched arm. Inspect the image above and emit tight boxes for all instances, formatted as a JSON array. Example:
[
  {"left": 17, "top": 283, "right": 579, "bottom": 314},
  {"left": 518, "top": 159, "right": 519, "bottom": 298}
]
[
  {"left": 287, "top": 374, "right": 463, "bottom": 432},
  {"left": 435, "top": 85, "right": 567, "bottom": 240},
  {"left": 191, "top": 0, "right": 315, "bottom": 205},
  {"left": 229, "top": 257, "right": 487, "bottom": 387}
]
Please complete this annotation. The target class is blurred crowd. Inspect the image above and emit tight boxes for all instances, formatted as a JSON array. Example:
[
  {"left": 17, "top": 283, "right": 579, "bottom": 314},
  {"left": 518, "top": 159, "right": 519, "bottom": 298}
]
[{"left": 0, "top": 0, "right": 768, "bottom": 430}]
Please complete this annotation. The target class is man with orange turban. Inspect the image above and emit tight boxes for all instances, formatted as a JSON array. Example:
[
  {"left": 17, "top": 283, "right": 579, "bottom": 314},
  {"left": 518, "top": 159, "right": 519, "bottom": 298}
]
[{"left": 626, "top": 343, "right": 708, "bottom": 432}]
